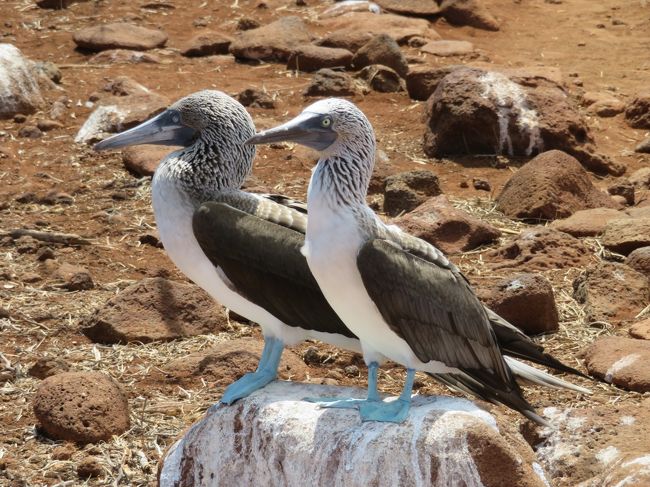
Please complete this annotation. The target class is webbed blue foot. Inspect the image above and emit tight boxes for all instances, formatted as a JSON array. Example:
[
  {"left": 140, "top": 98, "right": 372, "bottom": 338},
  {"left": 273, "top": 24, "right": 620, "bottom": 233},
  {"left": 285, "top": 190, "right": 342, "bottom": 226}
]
[
  {"left": 303, "top": 361, "right": 380, "bottom": 410},
  {"left": 219, "top": 336, "right": 284, "bottom": 405},
  {"left": 359, "top": 368, "right": 415, "bottom": 423}
]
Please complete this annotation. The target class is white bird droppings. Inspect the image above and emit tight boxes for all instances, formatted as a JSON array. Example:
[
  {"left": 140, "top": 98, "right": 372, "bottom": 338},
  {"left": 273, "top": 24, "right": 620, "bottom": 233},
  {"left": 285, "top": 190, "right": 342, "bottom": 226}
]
[{"left": 604, "top": 354, "right": 641, "bottom": 383}]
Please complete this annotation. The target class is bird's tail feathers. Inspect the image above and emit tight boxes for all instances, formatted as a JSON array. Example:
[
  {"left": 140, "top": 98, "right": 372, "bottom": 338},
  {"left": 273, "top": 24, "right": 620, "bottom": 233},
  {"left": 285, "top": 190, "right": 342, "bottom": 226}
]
[{"left": 504, "top": 356, "right": 592, "bottom": 394}]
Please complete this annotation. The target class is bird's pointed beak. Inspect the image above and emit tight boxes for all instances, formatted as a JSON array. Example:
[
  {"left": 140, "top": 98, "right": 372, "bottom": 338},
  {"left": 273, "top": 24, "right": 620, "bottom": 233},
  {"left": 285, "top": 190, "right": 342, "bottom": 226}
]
[
  {"left": 245, "top": 111, "right": 337, "bottom": 151},
  {"left": 93, "top": 109, "right": 198, "bottom": 151}
]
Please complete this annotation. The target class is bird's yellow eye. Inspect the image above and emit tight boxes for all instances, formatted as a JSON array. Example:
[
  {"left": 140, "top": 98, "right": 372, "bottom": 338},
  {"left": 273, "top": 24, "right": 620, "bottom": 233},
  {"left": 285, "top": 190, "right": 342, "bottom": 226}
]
[{"left": 321, "top": 117, "right": 331, "bottom": 128}]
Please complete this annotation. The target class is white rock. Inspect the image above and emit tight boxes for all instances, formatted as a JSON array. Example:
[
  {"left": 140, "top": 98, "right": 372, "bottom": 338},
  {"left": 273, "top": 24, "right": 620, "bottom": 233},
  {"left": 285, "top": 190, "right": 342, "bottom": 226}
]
[
  {"left": 160, "top": 382, "right": 548, "bottom": 487},
  {"left": 74, "top": 105, "right": 124, "bottom": 144},
  {"left": 0, "top": 44, "right": 44, "bottom": 118}
]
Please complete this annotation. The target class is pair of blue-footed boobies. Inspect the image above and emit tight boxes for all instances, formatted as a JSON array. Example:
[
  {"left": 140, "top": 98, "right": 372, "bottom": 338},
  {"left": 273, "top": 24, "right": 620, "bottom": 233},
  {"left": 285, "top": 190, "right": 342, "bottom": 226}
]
[{"left": 96, "top": 91, "right": 589, "bottom": 424}]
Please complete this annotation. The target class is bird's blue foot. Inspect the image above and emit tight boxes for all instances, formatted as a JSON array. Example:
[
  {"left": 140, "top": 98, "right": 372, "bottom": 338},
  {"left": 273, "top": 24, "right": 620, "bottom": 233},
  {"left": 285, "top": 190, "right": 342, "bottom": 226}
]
[
  {"left": 359, "top": 398, "right": 411, "bottom": 423},
  {"left": 359, "top": 367, "right": 416, "bottom": 423},
  {"left": 219, "top": 336, "right": 284, "bottom": 405},
  {"left": 303, "top": 361, "right": 381, "bottom": 410}
]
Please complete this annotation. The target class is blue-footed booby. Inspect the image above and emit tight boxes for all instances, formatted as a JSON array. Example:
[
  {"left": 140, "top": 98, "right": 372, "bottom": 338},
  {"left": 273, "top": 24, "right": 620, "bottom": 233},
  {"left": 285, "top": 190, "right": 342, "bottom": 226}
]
[
  {"left": 93, "top": 91, "right": 362, "bottom": 405},
  {"left": 247, "top": 98, "right": 590, "bottom": 424}
]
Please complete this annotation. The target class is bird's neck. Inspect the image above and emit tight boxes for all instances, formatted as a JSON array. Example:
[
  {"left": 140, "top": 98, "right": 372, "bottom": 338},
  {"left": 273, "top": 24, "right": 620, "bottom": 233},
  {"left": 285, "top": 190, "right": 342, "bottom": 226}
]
[
  {"left": 308, "top": 138, "right": 376, "bottom": 212},
  {"left": 161, "top": 133, "right": 254, "bottom": 197}
]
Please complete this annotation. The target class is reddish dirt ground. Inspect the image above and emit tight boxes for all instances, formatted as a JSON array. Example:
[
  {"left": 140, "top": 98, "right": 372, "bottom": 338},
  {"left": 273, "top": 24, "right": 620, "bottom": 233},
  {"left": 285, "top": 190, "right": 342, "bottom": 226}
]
[{"left": 0, "top": 0, "right": 649, "bottom": 485}]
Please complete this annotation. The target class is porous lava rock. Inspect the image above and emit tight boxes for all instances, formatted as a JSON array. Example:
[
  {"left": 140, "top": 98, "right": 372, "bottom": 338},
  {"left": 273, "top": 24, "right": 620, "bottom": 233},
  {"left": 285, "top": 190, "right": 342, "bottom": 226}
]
[
  {"left": 356, "top": 65, "right": 403, "bottom": 93},
  {"left": 630, "top": 318, "right": 650, "bottom": 340},
  {"left": 374, "top": 0, "right": 440, "bottom": 17},
  {"left": 424, "top": 68, "right": 624, "bottom": 176},
  {"left": 584, "top": 337, "right": 650, "bottom": 392},
  {"left": 405, "top": 64, "right": 462, "bottom": 101},
  {"left": 229, "top": 16, "right": 311, "bottom": 62},
  {"left": 601, "top": 218, "right": 650, "bottom": 255},
  {"left": 122, "top": 145, "right": 172, "bottom": 177},
  {"left": 33, "top": 372, "right": 129, "bottom": 444},
  {"left": 28, "top": 357, "right": 70, "bottom": 379},
  {"left": 73, "top": 23, "right": 168, "bottom": 52},
  {"left": 53, "top": 262, "right": 94, "bottom": 291},
  {"left": 180, "top": 31, "right": 232, "bottom": 57},
  {"left": 624, "top": 93, "right": 650, "bottom": 129},
  {"left": 286, "top": 45, "right": 352, "bottom": 72},
  {"left": 394, "top": 195, "right": 500, "bottom": 254},
  {"left": 626, "top": 246, "right": 650, "bottom": 278},
  {"left": 0, "top": 44, "right": 44, "bottom": 119},
  {"left": 421, "top": 40, "right": 474, "bottom": 57},
  {"left": 439, "top": 0, "right": 500, "bottom": 31},
  {"left": 89, "top": 49, "right": 161, "bottom": 64},
  {"left": 81, "top": 277, "right": 229, "bottom": 344},
  {"left": 487, "top": 228, "right": 592, "bottom": 270},
  {"left": 477, "top": 274, "right": 559, "bottom": 335},
  {"left": 351, "top": 34, "right": 408, "bottom": 78},
  {"left": 627, "top": 167, "right": 650, "bottom": 189},
  {"left": 573, "top": 262, "right": 649, "bottom": 326},
  {"left": 535, "top": 401, "right": 650, "bottom": 486},
  {"left": 550, "top": 207, "right": 624, "bottom": 237},
  {"left": 496, "top": 150, "right": 616, "bottom": 221},
  {"left": 159, "top": 382, "right": 548, "bottom": 487},
  {"left": 160, "top": 338, "right": 308, "bottom": 388},
  {"left": 303, "top": 69, "right": 364, "bottom": 97},
  {"left": 383, "top": 170, "right": 442, "bottom": 216},
  {"left": 317, "top": 12, "right": 440, "bottom": 52}
]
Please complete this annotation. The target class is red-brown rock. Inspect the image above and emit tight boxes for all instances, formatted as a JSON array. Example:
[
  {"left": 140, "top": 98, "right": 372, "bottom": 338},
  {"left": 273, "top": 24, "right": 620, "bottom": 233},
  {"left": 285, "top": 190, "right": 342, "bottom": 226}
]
[
  {"left": 53, "top": 262, "right": 94, "bottom": 291},
  {"left": 421, "top": 40, "right": 474, "bottom": 57},
  {"left": 602, "top": 218, "right": 650, "bottom": 255},
  {"left": 439, "top": 0, "right": 500, "bottom": 31},
  {"left": 550, "top": 207, "right": 624, "bottom": 237},
  {"left": 73, "top": 23, "right": 168, "bottom": 52},
  {"left": 626, "top": 246, "right": 650, "bottom": 278},
  {"left": 81, "top": 277, "right": 229, "bottom": 344},
  {"left": 627, "top": 167, "right": 650, "bottom": 189},
  {"left": 584, "top": 336, "right": 650, "bottom": 392},
  {"left": 356, "top": 65, "right": 403, "bottom": 93},
  {"left": 405, "top": 64, "right": 462, "bottom": 101},
  {"left": 496, "top": 151, "right": 616, "bottom": 221},
  {"left": 624, "top": 93, "right": 650, "bottom": 129},
  {"left": 303, "top": 69, "right": 365, "bottom": 97},
  {"left": 160, "top": 338, "right": 309, "bottom": 388},
  {"left": 383, "top": 170, "right": 442, "bottom": 216},
  {"left": 394, "top": 195, "right": 500, "bottom": 254},
  {"left": 573, "top": 262, "right": 649, "bottom": 326},
  {"left": 28, "top": 357, "right": 70, "bottom": 379},
  {"left": 89, "top": 49, "right": 161, "bottom": 64},
  {"left": 424, "top": 68, "right": 624, "bottom": 176},
  {"left": 630, "top": 319, "right": 650, "bottom": 340},
  {"left": 487, "top": 228, "right": 592, "bottom": 270},
  {"left": 351, "top": 34, "right": 408, "bottom": 78},
  {"left": 180, "top": 31, "right": 233, "bottom": 57},
  {"left": 477, "top": 274, "right": 559, "bottom": 335},
  {"left": 287, "top": 45, "right": 353, "bottom": 72},
  {"left": 33, "top": 372, "right": 129, "bottom": 444},
  {"left": 122, "top": 145, "right": 172, "bottom": 177},
  {"left": 229, "top": 16, "right": 311, "bottom": 62},
  {"left": 374, "top": 0, "right": 440, "bottom": 17}
]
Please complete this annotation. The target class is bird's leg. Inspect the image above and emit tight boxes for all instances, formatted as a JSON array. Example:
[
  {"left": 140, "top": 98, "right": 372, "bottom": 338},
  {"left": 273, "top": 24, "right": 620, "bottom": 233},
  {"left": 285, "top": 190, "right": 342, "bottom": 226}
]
[
  {"left": 303, "top": 361, "right": 381, "bottom": 409},
  {"left": 359, "top": 368, "right": 415, "bottom": 423},
  {"left": 219, "top": 336, "right": 284, "bottom": 405}
]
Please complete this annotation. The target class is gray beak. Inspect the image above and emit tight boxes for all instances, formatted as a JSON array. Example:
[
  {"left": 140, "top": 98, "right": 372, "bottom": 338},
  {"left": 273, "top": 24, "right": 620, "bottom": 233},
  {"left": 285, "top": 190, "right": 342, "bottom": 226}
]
[
  {"left": 245, "top": 111, "right": 337, "bottom": 151},
  {"left": 93, "top": 109, "right": 198, "bottom": 151}
]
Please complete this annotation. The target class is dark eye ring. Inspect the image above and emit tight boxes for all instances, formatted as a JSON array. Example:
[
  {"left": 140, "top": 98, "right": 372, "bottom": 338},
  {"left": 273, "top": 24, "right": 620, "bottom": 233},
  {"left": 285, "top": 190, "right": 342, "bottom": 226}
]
[{"left": 321, "top": 117, "right": 331, "bottom": 128}]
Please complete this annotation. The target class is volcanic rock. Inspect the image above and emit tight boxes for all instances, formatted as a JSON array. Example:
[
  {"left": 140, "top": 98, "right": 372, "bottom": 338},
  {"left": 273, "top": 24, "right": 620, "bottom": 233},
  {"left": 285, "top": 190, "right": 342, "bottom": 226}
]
[
  {"left": 584, "top": 337, "right": 650, "bottom": 392},
  {"left": 477, "top": 274, "right": 559, "bottom": 335},
  {"left": 607, "top": 181, "right": 635, "bottom": 206},
  {"left": 159, "top": 382, "right": 548, "bottom": 487},
  {"left": 383, "top": 170, "right": 442, "bottom": 216},
  {"left": 352, "top": 34, "right": 408, "bottom": 78},
  {"left": 405, "top": 64, "right": 462, "bottom": 101},
  {"left": 180, "top": 31, "right": 232, "bottom": 57},
  {"left": 394, "top": 195, "right": 500, "bottom": 254},
  {"left": 37, "top": 0, "right": 87, "bottom": 7},
  {"left": 627, "top": 167, "right": 650, "bottom": 189},
  {"left": 630, "top": 319, "right": 650, "bottom": 340},
  {"left": 487, "top": 228, "right": 592, "bottom": 270},
  {"left": 53, "top": 262, "right": 94, "bottom": 291},
  {"left": 73, "top": 23, "right": 168, "bottom": 52},
  {"left": 229, "top": 16, "right": 311, "bottom": 62},
  {"left": 356, "top": 65, "right": 403, "bottom": 93},
  {"left": 424, "top": 68, "right": 624, "bottom": 175},
  {"left": 28, "top": 357, "right": 70, "bottom": 379},
  {"left": 33, "top": 372, "right": 129, "bottom": 444},
  {"left": 374, "top": 0, "right": 440, "bottom": 16},
  {"left": 421, "top": 40, "right": 475, "bottom": 57},
  {"left": 439, "top": 0, "right": 500, "bottom": 31},
  {"left": 303, "top": 69, "right": 365, "bottom": 97},
  {"left": 77, "top": 456, "right": 103, "bottom": 478},
  {"left": 81, "top": 277, "right": 229, "bottom": 344},
  {"left": 602, "top": 218, "right": 650, "bottom": 255},
  {"left": 624, "top": 93, "right": 650, "bottom": 129},
  {"left": 237, "top": 88, "right": 276, "bottom": 109},
  {"left": 550, "top": 207, "right": 624, "bottom": 237},
  {"left": 286, "top": 45, "right": 352, "bottom": 72},
  {"left": 160, "top": 338, "right": 308, "bottom": 388},
  {"left": 635, "top": 137, "right": 650, "bottom": 154},
  {"left": 581, "top": 91, "right": 625, "bottom": 117},
  {"left": 626, "top": 246, "right": 650, "bottom": 278},
  {"left": 89, "top": 49, "right": 161, "bottom": 64},
  {"left": 317, "top": 12, "right": 440, "bottom": 52},
  {"left": 122, "top": 145, "right": 171, "bottom": 176},
  {"left": 496, "top": 151, "right": 616, "bottom": 221},
  {"left": 573, "top": 262, "right": 649, "bottom": 326},
  {"left": 0, "top": 44, "right": 44, "bottom": 119}
]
